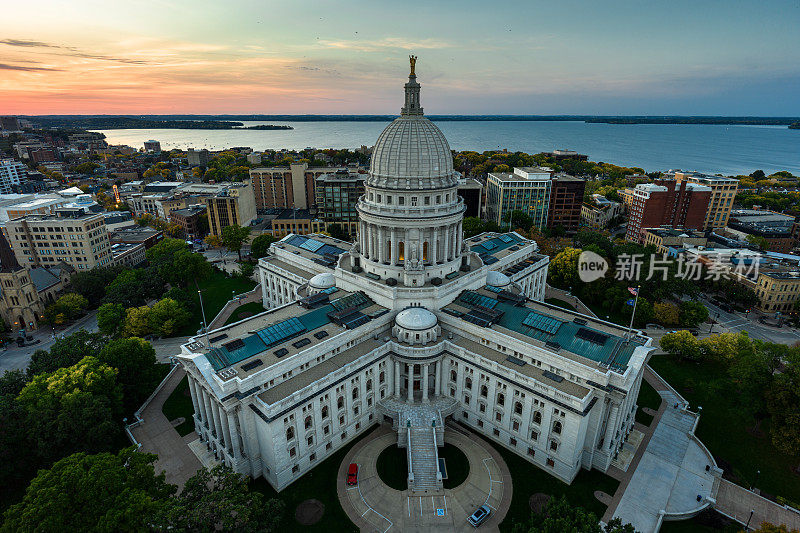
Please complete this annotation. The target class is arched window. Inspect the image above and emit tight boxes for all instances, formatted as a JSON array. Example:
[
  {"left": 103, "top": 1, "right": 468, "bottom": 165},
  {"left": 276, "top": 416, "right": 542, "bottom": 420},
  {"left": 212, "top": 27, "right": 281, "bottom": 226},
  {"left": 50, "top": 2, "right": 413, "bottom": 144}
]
[
  {"left": 451, "top": 370, "right": 457, "bottom": 382},
  {"left": 321, "top": 406, "right": 329, "bottom": 419},
  {"left": 337, "top": 396, "right": 344, "bottom": 409},
  {"left": 480, "top": 385, "right": 488, "bottom": 398},
  {"left": 399, "top": 241, "right": 405, "bottom": 261},
  {"left": 533, "top": 411, "right": 542, "bottom": 424},
  {"left": 550, "top": 440, "right": 559, "bottom": 452},
  {"left": 423, "top": 241, "right": 428, "bottom": 262},
  {"left": 553, "top": 421, "right": 562, "bottom": 435},
  {"left": 352, "top": 388, "right": 359, "bottom": 400},
  {"left": 497, "top": 393, "right": 505, "bottom": 406},
  {"left": 514, "top": 401, "right": 523, "bottom": 415},
  {"left": 379, "top": 371, "right": 385, "bottom": 384},
  {"left": 366, "top": 379, "right": 373, "bottom": 392},
  {"left": 304, "top": 416, "right": 312, "bottom": 430},
  {"left": 465, "top": 377, "right": 472, "bottom": 390},
  {"left": 286, "top": 426, "right": 295, "bottom": 441}
]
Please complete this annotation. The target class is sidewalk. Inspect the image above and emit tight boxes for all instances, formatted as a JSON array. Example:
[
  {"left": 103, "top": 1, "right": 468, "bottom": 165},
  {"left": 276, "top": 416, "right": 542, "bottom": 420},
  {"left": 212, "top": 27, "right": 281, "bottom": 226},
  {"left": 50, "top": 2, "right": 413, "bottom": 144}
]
[
  {"left": 715, "top": 479, "right": 800, "bottom": 531},
  {"left": 129, "top": 366, "right": 202, "bottom": 488}
]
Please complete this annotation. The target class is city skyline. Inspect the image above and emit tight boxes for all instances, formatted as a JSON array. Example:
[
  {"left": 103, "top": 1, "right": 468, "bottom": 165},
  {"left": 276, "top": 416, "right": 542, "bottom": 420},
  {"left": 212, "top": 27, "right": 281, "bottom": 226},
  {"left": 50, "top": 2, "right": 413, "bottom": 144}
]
[{"left": 1, "top": 0, "right": 799, "bottom": 115}]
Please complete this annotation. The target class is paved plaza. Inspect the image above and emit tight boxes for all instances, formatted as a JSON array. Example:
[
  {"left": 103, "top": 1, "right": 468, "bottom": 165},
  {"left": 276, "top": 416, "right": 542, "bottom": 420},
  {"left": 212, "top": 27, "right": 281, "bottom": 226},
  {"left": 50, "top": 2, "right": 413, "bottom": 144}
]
[{"left": 337, "top": 424, "right": 512, "bottom": 532}]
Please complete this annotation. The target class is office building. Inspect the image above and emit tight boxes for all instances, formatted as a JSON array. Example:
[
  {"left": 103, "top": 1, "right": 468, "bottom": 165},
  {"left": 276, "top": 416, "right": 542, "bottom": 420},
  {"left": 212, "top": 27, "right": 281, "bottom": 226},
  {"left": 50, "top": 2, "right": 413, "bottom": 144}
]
[
  {"left": 187, "top": 148, "right": 210, "bottom": 167},
  {"left": 486, "top": 167, "right": 552, "bottom": 230},
  {"left": 725, "top": 209, "right": 796, "bottom": 253},
  {"left": 249, "top": 163, "right": 333, "bottom": 211},
  {"left": 457, "top": 177, "right": 483, "bottom": 218},
  {"left": 625, "top": 179, "right": 711, "bottom": 244},
  {"left": 109, "top": 225, "right": 164, "bottom": 249},
  {"left": 315, "top": 170, "right": 365, "bottom": 236},
  {"left": 581, "top": 195, "right": 622, "bottom": 229},
  {"left": 670, "top": 171, "right": 739, "bottom": 230},
  {"left": 170, "top": 205, "right": 208, "bottom": 240},
  {"left": 547, "top": 175, "right": 586, "bottom": 233},
  {"left": 204, "top": 181, "right": 257, "bottom": 237}
]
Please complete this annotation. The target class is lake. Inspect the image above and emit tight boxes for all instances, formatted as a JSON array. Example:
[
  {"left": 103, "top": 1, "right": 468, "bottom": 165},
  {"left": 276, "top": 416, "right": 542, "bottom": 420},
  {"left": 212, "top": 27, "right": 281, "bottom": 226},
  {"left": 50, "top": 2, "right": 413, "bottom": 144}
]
[{"left": 94, "top": 120, "right": 800, "bottom": 176}]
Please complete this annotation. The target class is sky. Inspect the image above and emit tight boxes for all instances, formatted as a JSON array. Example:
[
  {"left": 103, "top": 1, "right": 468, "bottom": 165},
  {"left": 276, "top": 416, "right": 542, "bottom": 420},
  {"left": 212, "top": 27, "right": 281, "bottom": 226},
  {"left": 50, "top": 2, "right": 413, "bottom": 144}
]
[{"left": 1, "top": 0, "right": 799, "bottom": 115}]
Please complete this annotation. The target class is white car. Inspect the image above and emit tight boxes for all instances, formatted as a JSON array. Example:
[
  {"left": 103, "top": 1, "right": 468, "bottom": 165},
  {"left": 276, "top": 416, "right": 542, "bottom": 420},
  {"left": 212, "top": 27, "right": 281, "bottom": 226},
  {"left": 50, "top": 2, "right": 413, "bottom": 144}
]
[{"left": 467, "top": 505, "right": 491, "bottom": 527}]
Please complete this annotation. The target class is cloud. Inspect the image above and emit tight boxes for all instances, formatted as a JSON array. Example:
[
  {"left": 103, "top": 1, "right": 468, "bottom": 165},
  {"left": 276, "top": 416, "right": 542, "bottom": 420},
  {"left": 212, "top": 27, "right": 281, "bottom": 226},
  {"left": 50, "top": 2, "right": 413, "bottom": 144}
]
[
  {"left": 0, "top": 63, "right": 60, "bottom": 72},
  {"left": 317, "top": 37, "right": 453, "bottom": 52},
  {"left": 0, "top": 38, "right": 148, "bottom": 64}
]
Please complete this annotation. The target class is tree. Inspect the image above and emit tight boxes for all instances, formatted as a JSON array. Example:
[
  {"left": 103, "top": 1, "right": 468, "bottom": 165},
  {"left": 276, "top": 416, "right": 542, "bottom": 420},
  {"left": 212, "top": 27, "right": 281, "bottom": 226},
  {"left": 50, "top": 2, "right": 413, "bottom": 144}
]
[
  {"left": 653, "top": 302, "right": 680, "bottom": 326},
  {"left": 511, "top": 495, "right": 634, "bottom": 533},
  {"left": 98, "top": 337, "right": 160, "bottom": 414},
  {"left": 679, "top": 300, "right": 709, "bottom": 327},
  {"left": 148, "top": 298, "right": 190, "bottom": 337},
  {"left": 27, "top": 330, "right": 106, "bottom": 377},
  {"left": 548, "top": 247, "right": 582, "bottom": 289},
  {"left": 158, "top": 465, "right": 284, "bottom": 532},
  {"left": 766, "top": 363, "right": 800, "bottom": 472},
  {"left": 503, "top": 210, "right": 534, "bottom": 232},
  {"left": 205, "top": 234, "right": 223, "bottom": 248},
  {"left": 751, "top": 523, "right": 800, "bottom": 533},
  {"left": 326, "top": 223, "right": 351, "bottom": 242},
  {"left": 97, "top": 303, "right": 126, "bottom": 337},
  {"left": 221, "top": 224, "right": 251, "bottom": 261},
  {"left": 463, "top": 217, "right": 486, "bottom": 238},
  {"left": 146, "top": 237, "right": 188, "bottom": 265},
  {"left": 17, "top": 356, "right": 123, "bottom": 466},
  {"left": 172, "top": 249, "right": 212, "bottom": 287},
  {"left": 0, "top": 448, "right": 175, "bottom": 533},
  {"left": 74, "top": 161, "right": 99, "bottom": 175},
  {"left": 660, "top": 330, "right": 702, "bottom": 361},
  {"left": 44, "top": 292, "right": 88, "bottom": 323},
  {"left": 71, "top": 266, "right": 125, "bottom": 307},
  {"left": 124, "top": 306, "right": 152, "bottom": 338},
  {"left": 250, "top": 234, "right": 277, "bottom": 259},
  {"left": 104, "top": 268, "right": 165, "bottom": 308},
  {"left": 239, "top": 262, "right": 255, "bottom": 279},
  {"left": 746, "top": 234, "right": 771, "bottom": 250}
]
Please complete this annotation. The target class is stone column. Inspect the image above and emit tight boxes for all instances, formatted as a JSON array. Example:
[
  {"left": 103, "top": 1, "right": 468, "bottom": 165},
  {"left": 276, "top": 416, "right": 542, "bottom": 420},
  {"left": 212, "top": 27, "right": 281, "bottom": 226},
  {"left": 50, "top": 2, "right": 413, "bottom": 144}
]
[
  {"left": 444, "top": 224, "right": 451, "bottom": 262},
  {"left": 394, "top": 360, "right": 401, "bottom": 397},
  {"left": 378, "top": 226, "right": 385, "bottom": 263},
  {"left": 212, "top": 401, "right": 225, "bottom": 444},
  {"left": 431, "top": 227, "right": 438, "bottom": 264},
  {"left": 236, "top": 408, "right": 250, "bottom": 459},
  {"left": 202, "top": 388, "right": 213, "bottom": 431},
  {"left": 407, "top": 364, "right": 414, "bottom": 402},
  {"left": 391, "top": 228, "right": 397, "bottom": 265},
  {"left": 435, "top": 361, "right": 442, "bottom": 396},
  {"left": 188, "top": 377, "right": 201, "bottom": 423},
  {"left": 604, "top": 401, "right": 620, "bottom": 451},
  {"left": 220, "top": 406, "right": 233, "bottom": 454},
  {"left": 422, "top": 364, "right": 429, "bottom": 401},
  {"left": 227, "top": 410, "right": 242, "bottom": 459},
  {"left": 456, "top": 222, "right": 462, "bottom": 256}
]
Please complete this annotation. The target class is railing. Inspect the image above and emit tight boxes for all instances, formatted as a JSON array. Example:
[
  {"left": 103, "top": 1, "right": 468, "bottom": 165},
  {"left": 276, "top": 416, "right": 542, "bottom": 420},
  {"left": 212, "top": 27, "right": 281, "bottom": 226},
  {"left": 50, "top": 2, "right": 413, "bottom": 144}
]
[
  {"left": 125, "top": 360, "right": 181, "bottom": 448},
  {"left": 357, "top": 197, "right": 465, "bottom": 217},
  {"left": 208, "top": 284, "right": 263, "bottom": 330},
  {"left": 407, "top": 426, "right": 414, "bottom": 485},
  {"left": 432, "top": 424, "right": 442, "bottom": 487}
]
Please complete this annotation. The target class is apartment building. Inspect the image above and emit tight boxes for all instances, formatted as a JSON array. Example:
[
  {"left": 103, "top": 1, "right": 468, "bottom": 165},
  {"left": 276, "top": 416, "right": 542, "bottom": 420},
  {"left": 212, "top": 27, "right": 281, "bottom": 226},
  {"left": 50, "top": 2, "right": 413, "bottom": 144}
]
[
  {"left": 249, "top": 163, "right": 335, "bottom": 211},
  {"left": 204, "top": 181, "right": 257, "bottom": 237},
  {"left": 670, "top": 171, "right": 739, "bottom": 230},
  {"left": 4, "top": 209, "right": 113, "bottom": 270},
  {"left": 581, "top": 195, "right": 622, "bottom": 229},
  {"left": 486, "top": 167, "right": 553, "bottom": 230},
  {"left": 625, "top": 179, "right": 711, "bottom": 244},
  {"left": 0, "top": 159, "right": 27, "bottom": 193}
]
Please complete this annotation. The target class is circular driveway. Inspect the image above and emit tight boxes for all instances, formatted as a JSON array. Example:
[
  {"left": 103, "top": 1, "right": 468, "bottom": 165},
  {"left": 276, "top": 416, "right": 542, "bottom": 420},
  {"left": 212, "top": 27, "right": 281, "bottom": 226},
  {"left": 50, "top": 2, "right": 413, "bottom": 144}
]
[{"left": 337, "top": 424, "right": 512, "bottom": 532}]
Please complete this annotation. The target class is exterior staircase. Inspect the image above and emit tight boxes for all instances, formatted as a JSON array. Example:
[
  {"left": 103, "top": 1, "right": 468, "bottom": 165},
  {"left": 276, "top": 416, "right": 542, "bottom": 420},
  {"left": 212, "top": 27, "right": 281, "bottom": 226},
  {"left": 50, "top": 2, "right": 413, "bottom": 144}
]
[{"left": 408, "top": 427, "right": 440, "bottom": 492}]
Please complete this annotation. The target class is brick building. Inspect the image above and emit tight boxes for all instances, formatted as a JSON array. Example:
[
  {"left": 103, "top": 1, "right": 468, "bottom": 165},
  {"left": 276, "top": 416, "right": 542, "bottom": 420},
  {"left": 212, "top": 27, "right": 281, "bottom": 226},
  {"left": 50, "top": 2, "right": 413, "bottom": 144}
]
[
  {"left": 547, "top": 175, "right": 585, "bottom": 233},
  {"left": 625, "top": 179, "right": 711, "bottom": 244}
]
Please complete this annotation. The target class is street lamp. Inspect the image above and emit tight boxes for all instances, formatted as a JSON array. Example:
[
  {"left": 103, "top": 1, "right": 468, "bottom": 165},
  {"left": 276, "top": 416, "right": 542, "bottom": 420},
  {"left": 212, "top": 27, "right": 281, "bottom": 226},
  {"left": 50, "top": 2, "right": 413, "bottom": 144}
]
[
  {"left": 198, "top": 289, "right": 210, "bottom": 344},
  {"left": 745, "top": 509, "right": 755, "bottom": 530}
]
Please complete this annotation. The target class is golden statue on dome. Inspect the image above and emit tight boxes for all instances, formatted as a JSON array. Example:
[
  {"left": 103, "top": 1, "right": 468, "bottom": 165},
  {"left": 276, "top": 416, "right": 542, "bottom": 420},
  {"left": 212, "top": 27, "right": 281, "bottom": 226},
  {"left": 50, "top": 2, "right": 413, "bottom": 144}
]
[{"left": 409, "top": 55, "right": 417, "bottom": 76}]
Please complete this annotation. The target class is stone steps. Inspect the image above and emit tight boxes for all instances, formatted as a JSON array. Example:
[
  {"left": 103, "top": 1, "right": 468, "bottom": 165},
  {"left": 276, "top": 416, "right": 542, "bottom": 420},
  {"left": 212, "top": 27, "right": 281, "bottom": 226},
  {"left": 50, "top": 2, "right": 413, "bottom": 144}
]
[{"left": 409, "top": 428, "right": 439, "bottom": 491}]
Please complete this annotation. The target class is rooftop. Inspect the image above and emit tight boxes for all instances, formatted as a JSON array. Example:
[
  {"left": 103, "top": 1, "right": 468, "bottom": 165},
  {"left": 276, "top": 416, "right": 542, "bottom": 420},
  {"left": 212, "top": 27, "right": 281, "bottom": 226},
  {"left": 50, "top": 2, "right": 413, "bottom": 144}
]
[
  {"left": 442, "top": 287, "right": 645, "bottom": 373},
  {"left": 466, "top": 232, "right": 541, "bottom": 266}
]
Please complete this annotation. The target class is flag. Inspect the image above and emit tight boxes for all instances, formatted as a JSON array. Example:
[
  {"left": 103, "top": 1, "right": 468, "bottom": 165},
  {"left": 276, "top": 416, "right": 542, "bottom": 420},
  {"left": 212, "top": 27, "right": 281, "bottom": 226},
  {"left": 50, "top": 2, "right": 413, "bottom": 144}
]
[
  {"left": 626, "top": 298, "right": 636, "bottom": 307},
  {"left": 628, "top": 287, "right": 639, "bottom": 296}
]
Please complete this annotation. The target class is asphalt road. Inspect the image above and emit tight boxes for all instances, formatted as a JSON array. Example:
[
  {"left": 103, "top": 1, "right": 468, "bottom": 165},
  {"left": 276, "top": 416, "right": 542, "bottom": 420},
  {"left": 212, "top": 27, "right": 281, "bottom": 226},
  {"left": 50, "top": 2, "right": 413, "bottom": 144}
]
[
  {"left": 0, "top": 310, "right": 99, "bottom": 375},
  {"left": 697, "top": 295, "right": 800, "bottom": 344}
]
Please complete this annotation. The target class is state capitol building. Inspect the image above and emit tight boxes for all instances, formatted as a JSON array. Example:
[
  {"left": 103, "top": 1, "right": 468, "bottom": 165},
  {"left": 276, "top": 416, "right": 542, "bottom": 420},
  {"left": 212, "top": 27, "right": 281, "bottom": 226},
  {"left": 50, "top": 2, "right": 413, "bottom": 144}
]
[{"left": 178, "top": 59, "right": 653, "bottom": 493}]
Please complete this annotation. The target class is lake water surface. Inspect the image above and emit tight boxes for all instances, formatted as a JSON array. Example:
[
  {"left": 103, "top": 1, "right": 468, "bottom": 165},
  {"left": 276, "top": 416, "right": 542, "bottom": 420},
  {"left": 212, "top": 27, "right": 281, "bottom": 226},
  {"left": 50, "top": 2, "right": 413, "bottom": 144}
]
[{"left": 95, "top": 120, "right": 800, "bottom": 176}]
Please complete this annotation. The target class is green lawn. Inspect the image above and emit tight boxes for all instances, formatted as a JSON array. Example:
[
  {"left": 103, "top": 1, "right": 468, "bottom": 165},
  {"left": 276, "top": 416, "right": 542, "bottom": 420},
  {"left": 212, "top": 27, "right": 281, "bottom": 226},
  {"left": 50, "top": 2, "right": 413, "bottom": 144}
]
[
  {"left": 375, "top": 444, "right": 408, "bottom": 491},
  {"left": 180, "top": 270, "right": 257, "bottom": 335},
  {"left": 544, "top": 298, "right": 578, "bottom": 312},
  {"left": 249, "top": 427, "right": 378, "bottom": 533},
  {"left": 585, "top": 301, "right": 628, "bottom": 326},
  {"left": 223, "top": 302, "right": 266, "bottom": 326},
  {"left": 649, "top": 354, "right": 800, "bottom": 502},
  {"left": 161, "top": 375, "right": 195, "bottom": 437},
  {"left": 469, "top": 428, "right": 619, "bottom": 531},
  {"left": 635, "top": 378, "right": 662, "bottom": 427},
  {"left": 659, "top": 509, "right": 739, "bottom": 532}
]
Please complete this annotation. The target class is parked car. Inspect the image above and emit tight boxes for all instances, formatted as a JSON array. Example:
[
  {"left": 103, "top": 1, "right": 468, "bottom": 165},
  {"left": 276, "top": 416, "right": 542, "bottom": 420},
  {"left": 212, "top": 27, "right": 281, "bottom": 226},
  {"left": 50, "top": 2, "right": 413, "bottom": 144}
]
[
  {"left": 346, "top": 463, "right": 358, "bottom": 486},
  {"left": 467, "top": 505, "right": 491, "bottom": 527}
]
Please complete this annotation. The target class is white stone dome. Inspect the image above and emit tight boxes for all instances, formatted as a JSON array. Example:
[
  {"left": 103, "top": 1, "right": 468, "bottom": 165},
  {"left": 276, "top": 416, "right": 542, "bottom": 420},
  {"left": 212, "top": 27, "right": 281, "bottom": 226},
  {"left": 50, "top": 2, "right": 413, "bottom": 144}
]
[
  {"left": 486, "top": 270, "right": 511, "bottom": 288},
  {"left": 368, "top": 117, "right": 456, "bottom": 190},
  {"left": 309, "top": 272, "right": 335, "bottom": 289},
  {"left": 395, "top": 307, "right": 438, "bottom": 330}
]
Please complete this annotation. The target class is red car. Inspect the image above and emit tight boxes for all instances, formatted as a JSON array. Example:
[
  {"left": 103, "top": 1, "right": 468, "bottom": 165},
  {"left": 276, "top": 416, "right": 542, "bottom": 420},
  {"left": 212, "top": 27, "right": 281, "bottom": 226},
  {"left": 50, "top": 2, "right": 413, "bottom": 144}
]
[{"left": 347, "top": 463, "right": 358, "bottom": 486}]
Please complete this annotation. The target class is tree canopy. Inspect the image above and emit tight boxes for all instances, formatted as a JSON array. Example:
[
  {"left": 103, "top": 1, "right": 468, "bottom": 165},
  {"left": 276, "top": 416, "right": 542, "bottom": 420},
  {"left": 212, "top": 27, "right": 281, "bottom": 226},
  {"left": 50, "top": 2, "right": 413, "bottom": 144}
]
[
  {"left": 250, "top": 233, "right": 277, "bottom": 259},
  {"left": 221, "top": 224, "right": 251, "bottom": 261}
]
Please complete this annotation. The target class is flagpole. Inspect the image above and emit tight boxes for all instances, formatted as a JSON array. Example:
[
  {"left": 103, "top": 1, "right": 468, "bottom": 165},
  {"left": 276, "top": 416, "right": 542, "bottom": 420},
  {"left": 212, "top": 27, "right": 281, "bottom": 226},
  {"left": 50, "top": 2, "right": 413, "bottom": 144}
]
[{"left": 627, "top": 285, "right": 640, "bottom": 340}]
